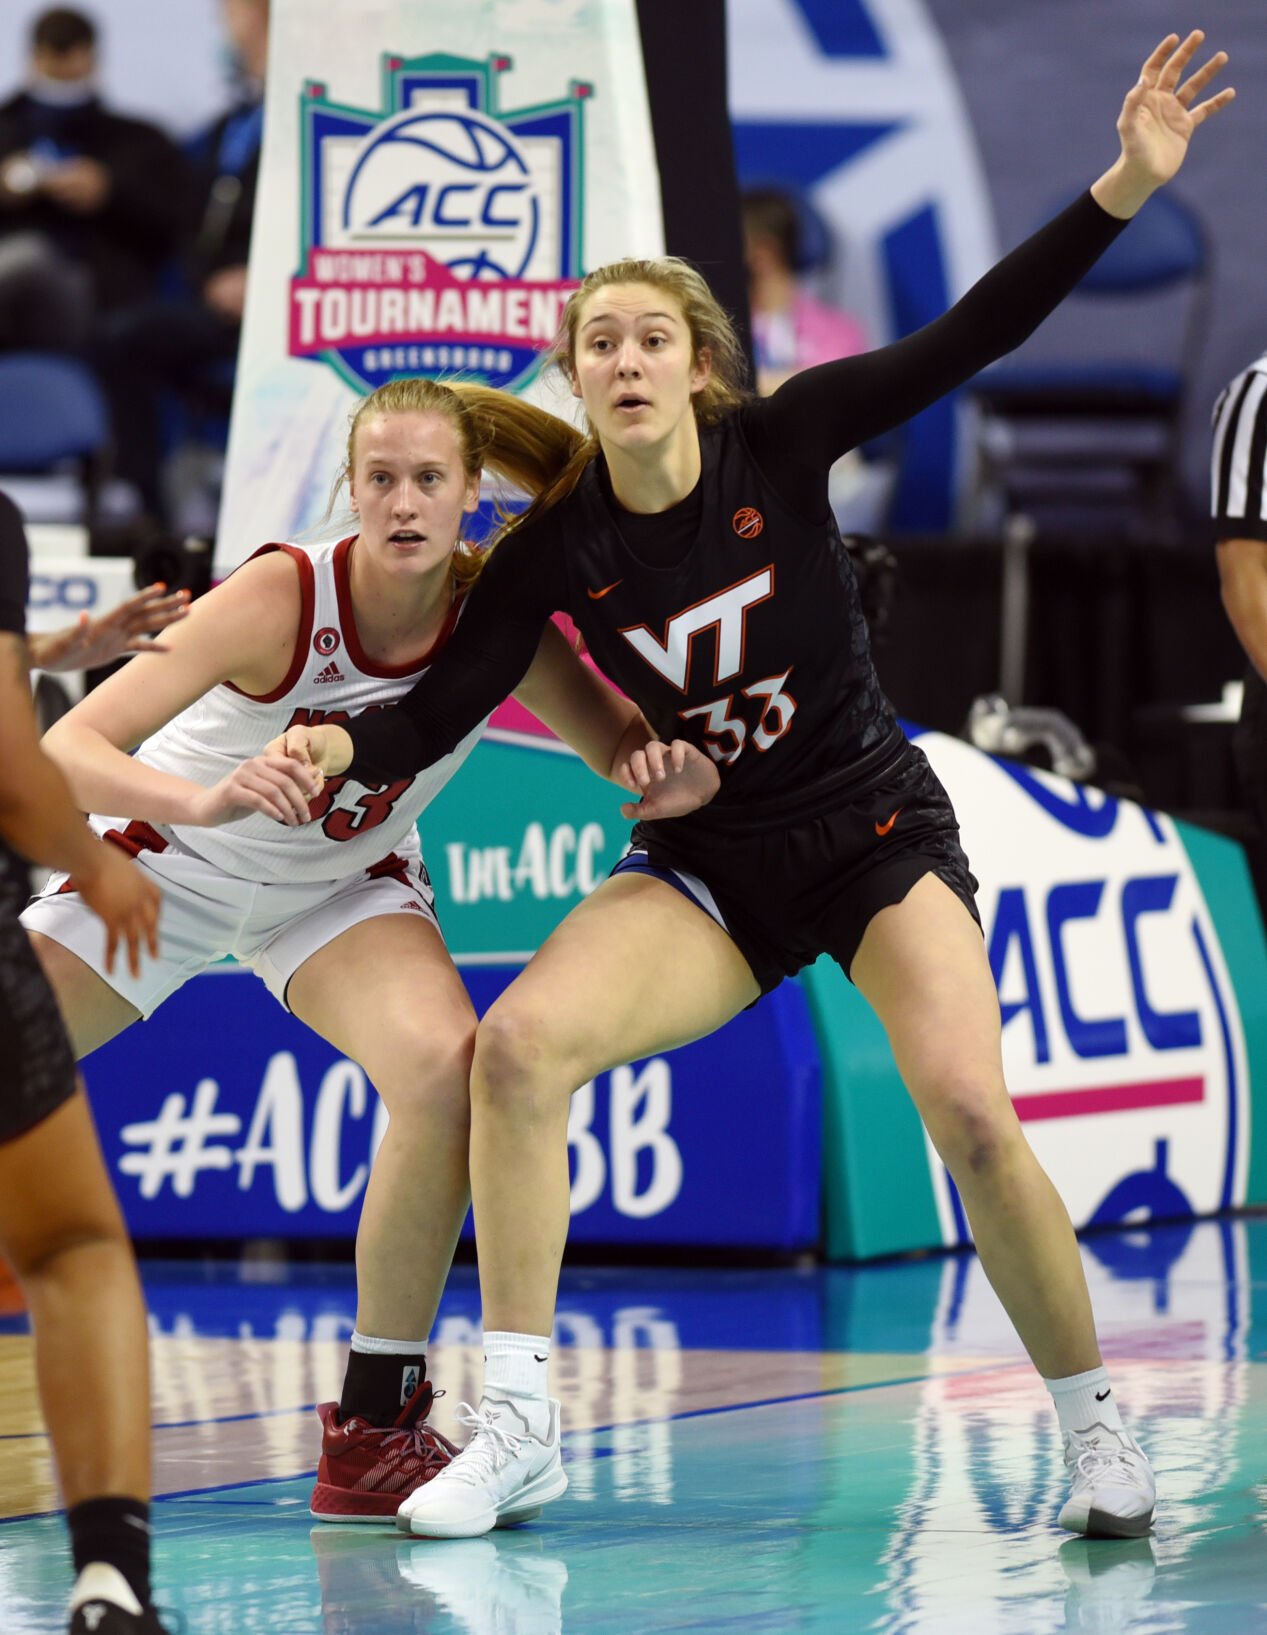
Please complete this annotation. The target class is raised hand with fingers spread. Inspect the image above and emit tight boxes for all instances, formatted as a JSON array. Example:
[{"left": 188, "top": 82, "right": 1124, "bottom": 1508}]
[{"left": 1094, "top": 31, "right": 1234, "bottom": 218}]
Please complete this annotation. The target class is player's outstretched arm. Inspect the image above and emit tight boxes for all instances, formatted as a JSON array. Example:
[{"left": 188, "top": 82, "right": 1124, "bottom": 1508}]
[
  {"left": 1091, "top": 31, "right": 1234, "bottom": 219},
  {"left": 29, "top": 582, "right": 191, "bottom": 672},
  {"left": 754, "top": 32, "right": 1234, "bottom": 473},
  {"left": 0, "top": 633, "right": 158, "bottom": 976},
  {"left": 42, "top": 551, "right": 320, "bottom": 827}
]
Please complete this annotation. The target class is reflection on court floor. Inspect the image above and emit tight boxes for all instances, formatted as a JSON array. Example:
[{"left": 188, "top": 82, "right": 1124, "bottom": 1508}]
[{"left": 1, "top": 1219, "right": 1264, "bottom": 1632}]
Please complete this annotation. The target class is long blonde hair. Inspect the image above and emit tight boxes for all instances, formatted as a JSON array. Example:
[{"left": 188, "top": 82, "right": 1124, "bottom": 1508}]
[{"left": 340, "top": 260, "right": 749, "bottom": 562}]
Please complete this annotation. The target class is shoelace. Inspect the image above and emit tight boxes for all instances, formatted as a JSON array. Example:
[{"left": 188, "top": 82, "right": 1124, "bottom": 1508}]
[
  {"left": 1070, "top": 1440, "right": 1140, "bottom": 1482},
  {"left": 380, "top": 1389, "right": 454, "bottom": 1467},
  {"left": 447, "top": 1401, "right": 525, "bottom": 1485}
]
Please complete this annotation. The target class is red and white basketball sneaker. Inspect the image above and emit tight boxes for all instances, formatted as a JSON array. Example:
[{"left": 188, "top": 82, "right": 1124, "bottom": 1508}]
[{"left": 310, "top": 1378, "right": 458, "bottom": 1523}]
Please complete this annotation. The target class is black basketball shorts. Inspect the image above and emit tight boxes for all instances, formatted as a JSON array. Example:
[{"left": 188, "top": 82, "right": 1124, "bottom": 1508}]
[
  {"left": 617, "top": 737, "right": 981, "bottom": 996},
  {"left": 0, "top": 871, "right": 79, "bottom": 1142}
]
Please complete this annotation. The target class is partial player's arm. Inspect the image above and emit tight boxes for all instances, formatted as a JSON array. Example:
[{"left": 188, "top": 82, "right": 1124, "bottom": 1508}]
[
  {"left": 748, "top": 32, "right": 1234, "bottom": 487},
  {"left": 1217, "top": 537, "right": 1267, "bottom": 683},
  {"left": 513, "top": 622, "right": 720, "bottom": 820},
  {"left": 42, "top": 551, "right": 320, "bottom": 827},
  {"left": 0, "top": 631, "right": 159, "bottom": 976},
  {"left": 29, "top": 582, "right": 191, "bottom": 672}
]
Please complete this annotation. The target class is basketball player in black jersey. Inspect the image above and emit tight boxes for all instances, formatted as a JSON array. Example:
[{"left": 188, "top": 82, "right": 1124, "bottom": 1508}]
[{"left": 274, "top": 34, "right": 1234, "bottom": 1542}]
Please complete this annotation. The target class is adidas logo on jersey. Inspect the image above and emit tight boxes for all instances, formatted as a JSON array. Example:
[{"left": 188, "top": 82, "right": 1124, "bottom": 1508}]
[{"left": 313, "top": 660, "right": 344, "bottom": 684}]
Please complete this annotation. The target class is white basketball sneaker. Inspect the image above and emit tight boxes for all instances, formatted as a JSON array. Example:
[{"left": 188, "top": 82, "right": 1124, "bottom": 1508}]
[
  {"left": 396, "top": 1396, "right": 568, "bottom": 1539},
  {"left": 1058, "top": 1423, "right": 1156, "bottom": 1538}
]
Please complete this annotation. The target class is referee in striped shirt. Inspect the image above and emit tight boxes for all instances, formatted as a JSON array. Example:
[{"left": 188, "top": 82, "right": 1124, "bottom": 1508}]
[{"left": 1212, "top": 350, "right": 1267, "bottom": 830}]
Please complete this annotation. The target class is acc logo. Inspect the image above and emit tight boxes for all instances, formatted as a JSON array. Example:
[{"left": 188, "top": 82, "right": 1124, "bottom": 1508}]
[
  {"left": 914, "top": 730, "right": 1248, "bottom": 1243},
  {"left": 313, "top": 627, "right": 340, "bottom": 657},
  {"left": 29, "top": 573, "right": 99, "bottom": 611},
  {"left": 290, "top": 52, "right": 589, "bottom": 393},
  {"left": 732, "top": 507, "right": 764, "bottom": 539}
]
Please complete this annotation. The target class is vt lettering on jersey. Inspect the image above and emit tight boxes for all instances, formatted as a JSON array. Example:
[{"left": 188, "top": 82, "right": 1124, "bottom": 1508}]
[{"left": 619, "top": 567, "right": 775, "bottom": 692}]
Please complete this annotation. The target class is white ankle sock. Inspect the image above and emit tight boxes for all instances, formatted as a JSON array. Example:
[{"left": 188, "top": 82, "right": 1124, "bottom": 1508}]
[
  {"left": 1044, "top": 1364, "right": 1126, "bottom": 1436},
  {"left": 483, "top": 1330, "right": 551, "bottom": 1432}
]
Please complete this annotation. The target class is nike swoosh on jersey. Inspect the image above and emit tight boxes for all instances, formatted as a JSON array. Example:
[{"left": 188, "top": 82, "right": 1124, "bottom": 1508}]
[
  {"left": 874, "top": 808, "right": 902, "bottom": 837},
  {"left": 587, "top": 579, "right": 623, "bottom": 600}
]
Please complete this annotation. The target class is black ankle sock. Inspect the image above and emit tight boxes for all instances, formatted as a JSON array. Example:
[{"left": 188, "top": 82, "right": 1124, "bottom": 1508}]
[
  {"left": 68, "top": 1496, "right": 151, "bottom": 1608},
  {"left": 339, "top": 1348, "right": 427, "bottom": 1426}
]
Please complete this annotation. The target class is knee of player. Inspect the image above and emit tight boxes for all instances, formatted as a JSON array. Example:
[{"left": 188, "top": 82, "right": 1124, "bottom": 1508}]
[
  {"left": 471, "top": 1001, "right": 574, "bottom": 1105},
  {"left": 365, "top": 1015, "right": 476, "bottom": 1117},
  {"left": 6, "top": 1217, "right": 132, "bottom": 1283},
  {"left": 925, "top": 1081, "right": 1021, "bottom": 1180}
]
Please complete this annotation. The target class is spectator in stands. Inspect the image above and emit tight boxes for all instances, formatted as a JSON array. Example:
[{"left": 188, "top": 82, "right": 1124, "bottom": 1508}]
[
  {"left": 743, "top": 185, "right": 887, "bottom": 530},
  {"left": 742, "top": 185, "right": 869, "bottom": 396},
  {"left": 0, "top": 7, "right": 186, "bottom": 352},
  {"left": 94, "top": 0, "right": 268, "bottom": 523}
]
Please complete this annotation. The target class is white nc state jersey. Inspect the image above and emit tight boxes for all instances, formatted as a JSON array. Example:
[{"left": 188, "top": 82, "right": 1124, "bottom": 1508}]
[{"left": 130, "top": 538, "right": 487, "bottom": 883}]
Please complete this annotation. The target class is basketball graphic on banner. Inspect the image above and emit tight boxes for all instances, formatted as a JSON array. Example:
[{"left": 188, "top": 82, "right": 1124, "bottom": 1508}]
[
  {"left": 216, "top": 5, "right": 665, "bottom": 568},
  {"left": 286, "top": 52, "right": 589, "bottom": 397},
  {"left": 343, "top": 109, "right": 539, "bottom": 279}
]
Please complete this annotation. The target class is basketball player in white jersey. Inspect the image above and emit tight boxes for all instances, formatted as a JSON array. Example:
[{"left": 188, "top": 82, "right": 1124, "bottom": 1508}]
[{"left": 21, "top": 375, "right": 718, "bottom": 1523}]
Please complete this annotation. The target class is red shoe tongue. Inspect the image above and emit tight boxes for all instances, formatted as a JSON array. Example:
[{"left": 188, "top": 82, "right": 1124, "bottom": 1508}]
[{"left": 396, "top": 1377, "right": 435, "bottom": 1427}]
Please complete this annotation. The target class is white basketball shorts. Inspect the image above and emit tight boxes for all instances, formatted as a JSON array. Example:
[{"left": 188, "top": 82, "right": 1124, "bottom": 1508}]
[{"left": 22, "top": 818, "right": 441, "bottom": 1018}]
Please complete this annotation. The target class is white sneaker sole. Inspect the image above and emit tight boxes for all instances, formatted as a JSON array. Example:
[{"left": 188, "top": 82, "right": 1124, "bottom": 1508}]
[
  {"left": 1059, "top": 1498, "right": 1155, "bottom": 1539},
  {"left": 397, "top": 1464, "right": 568, "bottom": 1539}
]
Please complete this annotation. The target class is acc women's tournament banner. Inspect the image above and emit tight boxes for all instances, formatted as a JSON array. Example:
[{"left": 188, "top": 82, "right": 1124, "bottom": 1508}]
[{"left": 216, "top": 0, "right": 663, "bottom": 571}]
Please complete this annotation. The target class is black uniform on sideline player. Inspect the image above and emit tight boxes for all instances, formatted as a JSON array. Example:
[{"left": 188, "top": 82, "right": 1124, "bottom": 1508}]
[
  {"left": 275, "top": 35, "right": 1234, "bottom": 1543},
  {"left": 0, "top": 492, "right": 168, "bottom": 1635}
]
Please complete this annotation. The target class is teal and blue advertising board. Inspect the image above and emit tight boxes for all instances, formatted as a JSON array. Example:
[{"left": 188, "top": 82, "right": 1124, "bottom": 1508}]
[{"left": 81, "top": 721, "right": 1267, "bottom": 1257}]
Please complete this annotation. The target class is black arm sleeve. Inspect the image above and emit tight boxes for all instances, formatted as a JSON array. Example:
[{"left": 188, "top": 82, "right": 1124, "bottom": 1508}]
[
  {"left": 743, "top": 189, "right": 1130, "bottom": 515},
  {"left": 344, "top": 525, "right": 565, "bottom": 783}
]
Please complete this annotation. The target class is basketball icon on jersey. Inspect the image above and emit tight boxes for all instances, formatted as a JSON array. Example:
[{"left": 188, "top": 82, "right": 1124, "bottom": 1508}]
[
  {"left": 732, "top": 507, "right": 764, "bottom": 539},
  {"left": 314, "top": 627, "right": 341, "bottom": 657}
]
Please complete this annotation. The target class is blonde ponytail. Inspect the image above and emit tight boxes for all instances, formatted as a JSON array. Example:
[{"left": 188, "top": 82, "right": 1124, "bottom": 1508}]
[{"left": 447, "top": 382, "right": 599, "bottom": 551}]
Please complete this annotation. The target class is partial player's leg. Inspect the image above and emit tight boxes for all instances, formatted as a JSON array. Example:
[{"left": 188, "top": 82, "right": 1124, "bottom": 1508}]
[
  {"left": 28, "top": 931, "right": 142, "bottom": 1056},
  {"left": 399, "top": 870, "right": 760, "bottom": 1538},
  {"left": 0, "top": 908, "right": 162, "bottom": 1632},
  {"left": 847, "top": 872, "right": 1154, "bottom": 1537},
  {"left": 285, "top": 911, "right": 478, "bottom": 1523}
]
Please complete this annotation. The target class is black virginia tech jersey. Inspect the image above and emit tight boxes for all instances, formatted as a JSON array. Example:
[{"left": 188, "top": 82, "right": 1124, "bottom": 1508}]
[
  {"left": 348, "top": 433, "right": 891, "bottom": 826},
  {"left": 562, "top": 423, "right": 892, "bottom": 810},
  {"left": 345, "top": 191, "right": 1130, "bottom": 809}
]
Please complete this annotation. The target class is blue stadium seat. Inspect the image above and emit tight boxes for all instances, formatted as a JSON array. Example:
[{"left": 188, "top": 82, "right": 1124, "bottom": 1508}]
[
  {"left": 0, "top": 351, "right": 112, "bottom": 526},
  {"left": 970, "top": 190, "right": 1210, "bottom": 540}
]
